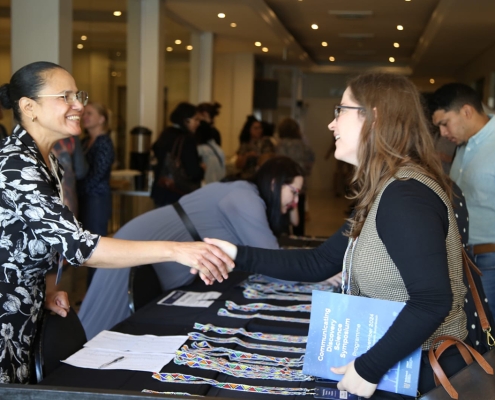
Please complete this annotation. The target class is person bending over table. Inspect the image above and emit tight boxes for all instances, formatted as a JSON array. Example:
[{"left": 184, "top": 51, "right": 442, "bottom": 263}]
[
  {"left": 0, "top": 61, "right": 232, "bottom": 384},
  {"left": 206, "top": 73, "right": 476, "bottom": 399},
  {"left": 80, "top": 156, "right": 329, "bottom": 339}
]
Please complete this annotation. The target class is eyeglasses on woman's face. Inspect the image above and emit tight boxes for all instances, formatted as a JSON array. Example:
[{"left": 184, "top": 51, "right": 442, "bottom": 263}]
[
  {"left": 34, "top": 90, "right": 89, "bottom": 106},
  {"left": 334, "top": 105, "right": 365, "bottom": 120},
  {"left": 285, "top": 184, "right": 300, "bottom": 198}
]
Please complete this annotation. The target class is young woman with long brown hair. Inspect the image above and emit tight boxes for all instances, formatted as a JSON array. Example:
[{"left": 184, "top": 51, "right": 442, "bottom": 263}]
[{"left": 207, "top": 73, "right": 472, "bottom": 399}]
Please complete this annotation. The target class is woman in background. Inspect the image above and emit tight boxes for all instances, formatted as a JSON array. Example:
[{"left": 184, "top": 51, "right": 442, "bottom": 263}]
[
  {"left": 235, "top": 116, "right": 275, "bottom": 178},
  {"left": 79, "top": 156, "right": 306, "bottom": 339},
  {"left": 151, "top": 102, "right": 204, "bottom": 207},
  {"left": 78, "top": 102, "right": 115, "bottom": 287},
  {"left": 197, "top": 102, "right": 222, "bottom": 146}
]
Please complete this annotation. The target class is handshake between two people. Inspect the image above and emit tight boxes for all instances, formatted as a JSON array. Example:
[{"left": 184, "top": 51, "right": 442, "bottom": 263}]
[{"left": 187, "top": 238, "right": 238, "bottom": 285}]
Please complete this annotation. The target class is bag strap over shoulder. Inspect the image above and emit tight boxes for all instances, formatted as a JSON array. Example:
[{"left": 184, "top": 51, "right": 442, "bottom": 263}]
[{"left": 171, "top": 135, "right": 186, "bottom": 162}]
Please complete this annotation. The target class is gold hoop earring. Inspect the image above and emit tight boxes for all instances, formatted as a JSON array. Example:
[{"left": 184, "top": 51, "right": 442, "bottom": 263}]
[{"left": 31, "top": 116, "right": 36, "bottom": 122}]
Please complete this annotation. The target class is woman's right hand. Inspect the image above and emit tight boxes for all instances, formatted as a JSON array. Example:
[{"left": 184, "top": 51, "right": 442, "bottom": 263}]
[
  {"left": 172, "top": 241, "right": 234, "bottom": 284},
  {"left": 190, "top": 238, "right": 238, "bottom": 285},
  {"left": 203, "top": 238, "right": 238, "bottom": 260}
]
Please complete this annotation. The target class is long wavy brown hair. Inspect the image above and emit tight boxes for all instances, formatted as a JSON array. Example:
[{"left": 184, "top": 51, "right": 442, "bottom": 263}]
[{"left": 346, "top": 72, "right": 451, "bottom": 238}]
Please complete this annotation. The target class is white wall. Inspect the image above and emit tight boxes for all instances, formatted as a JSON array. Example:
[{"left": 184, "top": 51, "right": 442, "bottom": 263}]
[
  {"left": 301, "top": 73, "right": 348, "bottom": 191},
  {"left": 213, "top": 53, "right": 254, "bottom": 157}
]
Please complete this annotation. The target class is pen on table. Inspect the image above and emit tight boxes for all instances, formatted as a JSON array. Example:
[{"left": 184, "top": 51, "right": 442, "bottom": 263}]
[{"left": 98, "top": 356, "right": 125, "bottom": 369}]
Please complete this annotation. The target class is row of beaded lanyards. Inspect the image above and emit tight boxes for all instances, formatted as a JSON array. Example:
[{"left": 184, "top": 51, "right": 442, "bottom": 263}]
[
  {"left": 174, "top": 350, "right": 313, "bottom": 381},
  {"left": 150, "top": 373, "right": 316, "bottom": 396},
  {"left": 187, "top": 341, "right": 305, "bottom": 367}
]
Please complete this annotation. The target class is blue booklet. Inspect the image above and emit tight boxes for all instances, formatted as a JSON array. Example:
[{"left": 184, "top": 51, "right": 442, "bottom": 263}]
[{"left": 303, "top": 291, "right": 421, "bottom": 397}]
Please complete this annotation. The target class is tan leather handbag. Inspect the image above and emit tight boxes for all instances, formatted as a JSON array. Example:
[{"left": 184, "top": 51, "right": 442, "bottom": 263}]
[{"left": 420, "top": 250, "right": 495, "bottom": 400}]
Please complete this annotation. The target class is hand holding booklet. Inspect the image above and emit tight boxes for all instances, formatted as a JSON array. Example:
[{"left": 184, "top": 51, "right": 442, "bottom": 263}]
[{"left": 303, "top": 291, "right": 421, "bottom": 397}]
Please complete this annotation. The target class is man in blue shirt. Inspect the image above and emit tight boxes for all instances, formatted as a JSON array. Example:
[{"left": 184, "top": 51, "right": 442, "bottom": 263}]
[{"left": 431, "top": 83, "right": 495, "bottom": 317}]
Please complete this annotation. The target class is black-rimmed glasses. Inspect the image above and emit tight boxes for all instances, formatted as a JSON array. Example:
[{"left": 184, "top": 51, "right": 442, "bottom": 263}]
[
  {"left": 334, "top": 105, "right": 365, "bottom": 120},
  {"left": 285, "top": 184, "right": 300, "bottom": 197},
  {"left": 35, "top": 90, "right": 89, "bottom": 106}
]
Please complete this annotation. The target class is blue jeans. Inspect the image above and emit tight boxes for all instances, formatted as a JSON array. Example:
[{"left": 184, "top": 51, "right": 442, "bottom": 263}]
[{"left": 472, "top": 251, "right": 495, "bottom": 318}]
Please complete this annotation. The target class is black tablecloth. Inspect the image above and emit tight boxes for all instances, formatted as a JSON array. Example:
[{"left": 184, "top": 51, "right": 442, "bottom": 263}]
[{"left": 40, "top": 271, "right": 321, "bottom": 399}]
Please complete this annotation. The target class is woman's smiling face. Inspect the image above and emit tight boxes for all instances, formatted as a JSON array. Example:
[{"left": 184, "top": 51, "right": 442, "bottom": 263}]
[
  {"left": 328, "top": 87, "right": 365, "bottom": 167},
  {"left": 32, "top": 68, "right": 84, "bottom": 139}
]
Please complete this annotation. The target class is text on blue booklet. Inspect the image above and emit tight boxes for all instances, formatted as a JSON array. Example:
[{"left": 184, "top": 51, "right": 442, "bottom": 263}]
[{"left": 303, "top": 290, "right": 421, "bottom": 397}]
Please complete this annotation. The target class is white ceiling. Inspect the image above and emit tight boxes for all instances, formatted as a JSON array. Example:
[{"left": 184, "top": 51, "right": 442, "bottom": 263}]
[{"left": 0, "top": 0, "right": 495, "bottom": 78}]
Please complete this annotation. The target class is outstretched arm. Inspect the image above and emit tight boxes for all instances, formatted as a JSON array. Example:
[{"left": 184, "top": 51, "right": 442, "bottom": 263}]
[{"left": 85, "top": 237, "right": 234, "bottom": 285}]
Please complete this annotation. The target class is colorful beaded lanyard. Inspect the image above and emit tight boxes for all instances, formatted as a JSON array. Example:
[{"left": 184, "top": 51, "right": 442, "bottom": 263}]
[
  {"left": 193, "top": 323, "right": 307, "bottom": 343},
  {"left": 243, "top": 287, "right": 312, "bottom": 301},
  {"left": 151, "top": 373, "right": 316, "bottom": 396},
  {"left": 226, "top": 300, "right": 311, "bottom": 313},
  {"left": 217, "top": 308, "right": 310, "bottom": 324},
  {"left": 187, "top": 341, "right": 305, "bottom": 367},
  {"left": 174, "top": 350, "right": 313, "bottom": 381},
  {"left": 142, "top": 389, "right": 202, "bottom": 397},
  {"left": 188, "top": 332, "right": 306, "bottom": 353},
  {"left": 243, "top": 281, "right": 331, "bottom": 294}
]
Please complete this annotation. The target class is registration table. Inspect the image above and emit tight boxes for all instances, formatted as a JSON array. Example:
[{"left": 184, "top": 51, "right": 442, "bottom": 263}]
[{"left": 36, "top": 271, "right": 328, "bottom": 399}]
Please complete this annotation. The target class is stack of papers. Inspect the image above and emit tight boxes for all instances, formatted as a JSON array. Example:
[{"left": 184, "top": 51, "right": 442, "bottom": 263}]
[{"left": 63, "top": 331, "right": 188, "bottom": 372}]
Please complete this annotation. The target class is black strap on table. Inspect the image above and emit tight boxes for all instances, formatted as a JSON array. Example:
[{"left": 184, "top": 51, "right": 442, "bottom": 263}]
[{"left": 173, "top": 202, "right": 202, "bottom": 241}]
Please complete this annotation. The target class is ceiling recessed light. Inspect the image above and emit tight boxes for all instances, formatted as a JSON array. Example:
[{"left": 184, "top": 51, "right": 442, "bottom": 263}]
[
  {"left": 322, "top": 42, "right": 328, "bottom": 47},
  {"left": 329, "top": 56, "right": 335, "bottom": 62},
  {"left": 218, "top": 13, "right": 225, "bottom": 18},
  {"left": 397, "top": 25, "right": 404, "bottom": 30},
  {"left": 113, "top": 11, "right": 122, "bottom": 17},
  {"left": 389, "top": 57, "right": 395, "bottom": 62},
  {"left": 175, "top": 39, "right": 182, "bottom": 45},
  {"left": 255, "top": 41, "right": 262, "bottom": 47},
  {"left": 77, "top": 44, "right": 84, "bottom": 49},
  {"left": 430, "top": 78, "right": 435, "bottom": 84},
  {"left": 405, "top": 0, "right": 411, "bottom": 2},
  {"left": 166, "top": 47, "right": 173, "bottom": 52},
  {"left": 81, "top": 35, "right": 87, "bottom": 41},
  {"left": 186, "top": 45, "right": 193, "bottom": 50},
  {"left": 393, "top": 42, "right": 400, "bottom": 48},
  {"left": 311, "top": 24, "right": 319, "bottom": 30},
  {"left": 262, "top": 47, "right": 269, "bottom": 52},
  {"left": 230, "top": 22, "right": 237, "bottom": 27}
]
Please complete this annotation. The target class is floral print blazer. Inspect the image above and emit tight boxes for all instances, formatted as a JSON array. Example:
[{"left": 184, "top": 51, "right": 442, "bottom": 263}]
[{"left": 0, "top": 125, "right": 99, "bottom": 383}]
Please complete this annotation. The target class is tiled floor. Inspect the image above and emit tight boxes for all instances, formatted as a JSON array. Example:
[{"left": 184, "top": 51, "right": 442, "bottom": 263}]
[{"left": 57, "top": 188, "right": 350, "bottom": 310}]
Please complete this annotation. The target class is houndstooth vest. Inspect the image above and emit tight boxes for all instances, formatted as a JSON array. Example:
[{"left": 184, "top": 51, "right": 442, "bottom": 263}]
[{"left": 344, "top": 169, "right": 468, "bottom": 350}]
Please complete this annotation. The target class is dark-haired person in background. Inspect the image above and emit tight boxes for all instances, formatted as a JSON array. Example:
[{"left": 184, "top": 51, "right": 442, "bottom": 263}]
[
  {"left": 80, "top": 156, "right": 307, "bottom": 339},
  {"left": 235, "top": 115, "right": 275, "bottom": 178},
  {"left": 196, "top": 118, "right": 226, "bottom": 184},
  {"left": 0, "top": 61, "right": 232, "bottom": 383},
  {"left": 151, "top": 102, "right": 204, "bottom": 207},
  {"left": 197, "top": 101, "right": 222, "bottom": 146},
  {"left": 431, "top": 83, "right": 495, "bottom": 317}
]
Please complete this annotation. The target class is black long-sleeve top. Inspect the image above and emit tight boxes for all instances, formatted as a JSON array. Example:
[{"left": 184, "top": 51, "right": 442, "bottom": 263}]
[{"left": 236, "top": 179, "right": 468, "bottom": 384}]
